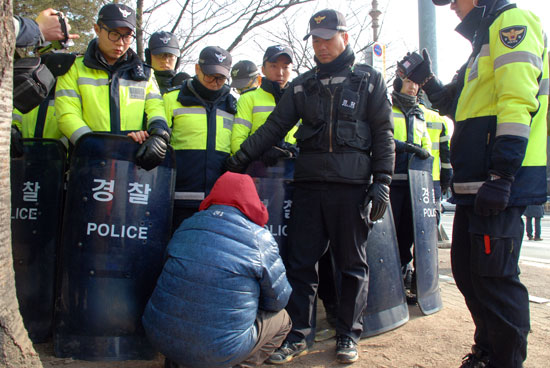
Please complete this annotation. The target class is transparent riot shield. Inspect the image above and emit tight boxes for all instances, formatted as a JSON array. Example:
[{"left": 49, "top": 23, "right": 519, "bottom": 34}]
[
  {"left": 11, "top": 139, "right": 67, "bottom": 343},
  {"left": 54, "top": 133, "right": 176, "bottom": 361},
  {"left": 362, "top": 204, "right": 409, "bottom": 337},
  {"left": 408, "top": 155, "right": 442, "bottom": 315},
  {"left": 246, "top": 159, "right": 294, "bottom": 259}
]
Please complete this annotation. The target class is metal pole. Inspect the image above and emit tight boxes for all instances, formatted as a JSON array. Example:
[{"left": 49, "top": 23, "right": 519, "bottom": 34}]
[
  {"left": 418, "top": 0, "right": 438, "bottom": 76},
  {"left": 370, "top": 0, "right": 382, "bottom": 42}
]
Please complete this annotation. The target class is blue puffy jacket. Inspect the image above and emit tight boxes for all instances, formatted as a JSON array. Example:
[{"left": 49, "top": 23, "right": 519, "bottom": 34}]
[{"left": 142, "top": 204, "right": 291, "bottom": 368}]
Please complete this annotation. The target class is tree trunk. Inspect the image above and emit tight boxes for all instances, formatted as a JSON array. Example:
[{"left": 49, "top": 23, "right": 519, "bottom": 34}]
[
  {"left": 0, "top": 2, "right": 43, "bottom": 367},
  {"left": 136, "top": 0, "right": 144, "bottom": 61}
]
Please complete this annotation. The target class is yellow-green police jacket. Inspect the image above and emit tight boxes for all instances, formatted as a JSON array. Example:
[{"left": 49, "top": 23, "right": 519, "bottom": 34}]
[
  {"left": 391, "top": 104, "right": 431, "bottom": 182},
  {"left": 232, "top": 79, "right": 297, "bottom": 154},
  {"left": 446, "top": 4, "right": 548, "bottom": 206},
  {"left": 164, "top": 79, "right": 237, "bottom": 207},
  {"left": 421, "top": 105, "right": 452, "bottom": 183},
  {"left": 12, "top": 92, "right": 64, "bottom": 140},
  {"left": 55, "top": 40, "right": 167, "bottom": 144}
]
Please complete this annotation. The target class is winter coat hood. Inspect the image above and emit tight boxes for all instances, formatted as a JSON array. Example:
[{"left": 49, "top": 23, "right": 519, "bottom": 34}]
[{"left": 199, "top": 172, "right": 269, "bottom": 227}]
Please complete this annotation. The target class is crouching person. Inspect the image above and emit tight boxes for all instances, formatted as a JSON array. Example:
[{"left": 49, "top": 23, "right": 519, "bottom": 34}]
[{"left": 142, "top": 172, "right": 292, "bottom": 368}]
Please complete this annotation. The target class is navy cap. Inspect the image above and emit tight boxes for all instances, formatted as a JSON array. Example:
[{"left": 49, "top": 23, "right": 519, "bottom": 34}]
[
  {"left": 149, "top": 31, "right": 179, "bottom": 56},
  {"left": 230, "top": 60, "right": 259, "bottom": 89},
  {"left": 303, "top": 9, "right": 347, "bottom": 41},
  {"left": 263, "top": 45, "right": 293, "bottom": 64},
  {"left": 97, "top": 3, "right": 136, "bottom": 30},
  {"left": 198, "top": 46, "right": 232, "bottom": 78}
]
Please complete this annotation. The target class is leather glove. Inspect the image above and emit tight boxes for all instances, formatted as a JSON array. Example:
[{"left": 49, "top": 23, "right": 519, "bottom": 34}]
[
  {"left": 440, "top": 168, "right": 452, "bottom": 196},
  {"left": 260, "top": 143, "right": 297, "bottom": 166},
  {"left": 11, "top": 125, "right": 24, "bottom": 158},
  {"left": 362, "top": 177, "right": 391, "bottom": 222},
  {"left": 135, "top": 128, "right": 170, "bottom": 171},
  {"left": 226, "top": 150, "right": 252, "bottom": 173},
  {"left": 474, "top": 174, "right": 513, "bottom": 216},
  {"left": 404, "top": 142, "right": 431, "bottom": 159},
  {"left": 397, "top": 49, "right": 434, "bottom": 86}
]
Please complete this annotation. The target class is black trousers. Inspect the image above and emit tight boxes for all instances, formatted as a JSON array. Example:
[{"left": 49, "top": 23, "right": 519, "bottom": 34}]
[
  {"left": 284, "top": 183, "right": 369, "bottom": 344},
  {"left": 390, "top": 184, "right": 414, "bottom": 268},
  {"left": 451, "top": 205, "right": 529, "bottom": 368}
]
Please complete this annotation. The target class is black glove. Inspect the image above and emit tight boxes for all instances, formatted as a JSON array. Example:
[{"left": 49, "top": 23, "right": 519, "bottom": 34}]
[
  {"left": 362, "top": 176, "right": 391, "bottom": 222},
  {"left": 135, "top": 128, "right": 170, "bottom": 171},
  {"left": 260, "top": 145, "right": 296, "bottom": 166},
  {"left": 440, "top": 168, "right": 452, "bottom": 196},
  {"left": 474, "top": 175, "right": 513, "bottom": 216},
  {"left": 404, "top": 142, "right": 431, "bottom": 159},
  {"left": 226, "top": 150, "right": 252, "bottom": 173},
  {"left": 11, "top": 125, "right": 24, "bottom": 158},
  {"left": 397, "top": 49, "right": 434, "bottom": 86}
]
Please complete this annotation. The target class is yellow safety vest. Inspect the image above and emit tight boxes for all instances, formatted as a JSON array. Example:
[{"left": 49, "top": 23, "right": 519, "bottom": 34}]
[
  {"left": 422, "top": 106, "right": 453, "bottom": 181},
  {"left": 12, "top": 99, "right": 63, "bottom": 140},
  {"left": 232, "top": 85, "right": 297, "bottom": 154},
  {"left": 55, "top": 49, "right": 166, "bottom": 144},
  {"left": 392, "top": 105, "right": 431, "bottom": 181}
]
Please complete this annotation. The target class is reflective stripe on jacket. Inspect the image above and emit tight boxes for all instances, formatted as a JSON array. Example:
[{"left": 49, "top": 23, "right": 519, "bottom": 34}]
[
  {"left": 422, "top": 106, "right": 452, "bottom": 181},
  {"left": 451, "top": 6, "right": 548, "bottom": 205}
]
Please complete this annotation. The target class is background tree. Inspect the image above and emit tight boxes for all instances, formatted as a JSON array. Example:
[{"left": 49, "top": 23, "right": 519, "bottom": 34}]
[
  {"left": 261, "top": 0, "right": 377, "bottom": 75},
  {"left": 138, "top": 0, "right": 314, "bottom": 67},
  {"left": 0, "top": 5, "right": 43, "bottom": 368}
]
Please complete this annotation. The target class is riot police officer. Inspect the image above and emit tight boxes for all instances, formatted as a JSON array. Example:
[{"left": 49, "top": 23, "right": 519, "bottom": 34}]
[
  {"left": 231, "top": 45, "right": 298, "bottom": 165},
  {"left": 399, "top": 0, "right": 548, "bottom": 366},
  {"left": 389, "top": 75, "right": 431, "bottom": 301},
  {"left": 163, "top": 46, "right": 236, "bottom": 230},
  {"left": 54, "top": 3, "right": 168, "bottom": 170},
  {"left": 227, "top": 9, "right": 395, "bottom": 364}
]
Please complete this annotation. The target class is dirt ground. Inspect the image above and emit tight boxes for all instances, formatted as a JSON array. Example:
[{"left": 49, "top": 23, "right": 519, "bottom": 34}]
[{"left": 36, "top": 249, "right": 550, "bottom": 368}]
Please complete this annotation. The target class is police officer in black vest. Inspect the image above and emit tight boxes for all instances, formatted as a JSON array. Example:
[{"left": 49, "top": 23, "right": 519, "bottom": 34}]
[{"left": 227, "top": 9, "right": 394, "bottom": 365}]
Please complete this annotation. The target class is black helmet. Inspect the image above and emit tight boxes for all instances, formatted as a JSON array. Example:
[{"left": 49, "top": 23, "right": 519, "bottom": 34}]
[{"left": 432, "top": 0, "right": 451, "bottom": 5}]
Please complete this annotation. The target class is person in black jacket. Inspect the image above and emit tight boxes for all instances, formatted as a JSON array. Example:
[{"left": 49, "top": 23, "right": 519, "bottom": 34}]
[{"left": 227, "top": 9, "right": 394, "bottom": 365}]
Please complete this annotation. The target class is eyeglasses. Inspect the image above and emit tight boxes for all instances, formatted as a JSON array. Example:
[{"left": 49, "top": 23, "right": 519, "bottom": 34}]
[
  {"left": 100, "top": 25, "right": 135, "bottom": 43},
  {"left": 202, "top": 73, "right": 227, "bottom": 84}
]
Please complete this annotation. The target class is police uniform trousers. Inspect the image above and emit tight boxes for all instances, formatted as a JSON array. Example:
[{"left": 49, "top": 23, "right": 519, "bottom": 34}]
[
  {"left": 389, "top": 183, "right": 415, "bottom": 268},
  {"left": 451, "top": 205, "right": 529, "bottom": 368},
  {"left": 284, "top": 182, "right": 369, "bottom": 344}
]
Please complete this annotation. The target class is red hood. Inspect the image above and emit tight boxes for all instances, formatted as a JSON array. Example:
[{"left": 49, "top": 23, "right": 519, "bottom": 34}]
[{"left": 199, "top": 172, "right": 269, "bottom": 227}]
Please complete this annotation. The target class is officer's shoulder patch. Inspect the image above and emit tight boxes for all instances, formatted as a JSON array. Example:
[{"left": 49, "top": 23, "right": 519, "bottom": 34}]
[{"left": 499, "top": 25, "right": 527, "bottom": 49}]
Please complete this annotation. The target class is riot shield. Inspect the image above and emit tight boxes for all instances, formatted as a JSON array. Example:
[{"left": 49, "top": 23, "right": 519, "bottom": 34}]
[
  {"left": 11, "top": 139, "right": 66, "bottom": 343},
  {"left": 362, "top": 204, "right": 409, "bottom": 337},
  {"left": 54, "top": 133, "right": 176, "bottom": 361},
  {"left": 408, "top": 155, "right": 442, "bottom": 315},
  {"left": 246, "top": 159, "right": 294, "bottom": 259}
]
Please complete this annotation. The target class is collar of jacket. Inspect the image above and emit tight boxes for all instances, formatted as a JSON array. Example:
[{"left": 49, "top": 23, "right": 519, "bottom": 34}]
[
  {"left": 260, "top": 78, "right": 286, "bottom": 103},
  {"left": 455, "top": 0, "right": 511, "bottom": 43},
  {"left": 392, "top": 90, "right": 423, "bottom": 117},
  {"left": 177, "top": 78, "right": 235, "bottom": 113},
  {"left": 83, "top": 38, "right": 142, "bottom": 75},
  {"left": 314, "top": 44, "right": 355, "bottom": 76}
]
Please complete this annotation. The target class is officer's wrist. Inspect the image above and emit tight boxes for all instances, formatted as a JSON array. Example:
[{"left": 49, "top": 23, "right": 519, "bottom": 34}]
[{"left": 373, "top": 173, "right": 392, "bottom": 186}]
